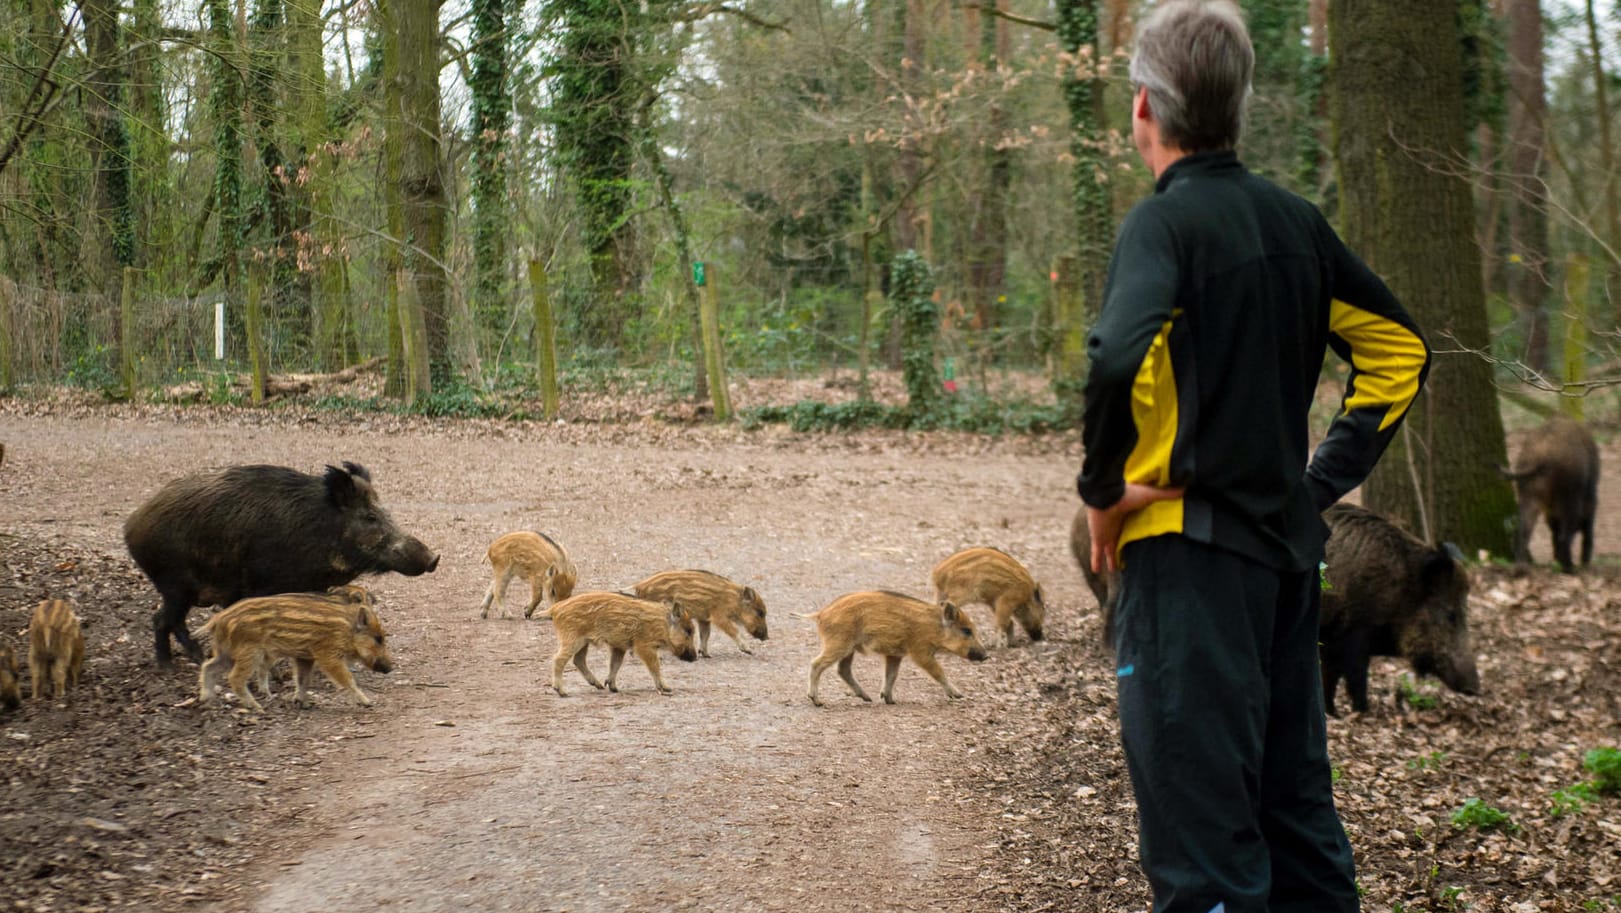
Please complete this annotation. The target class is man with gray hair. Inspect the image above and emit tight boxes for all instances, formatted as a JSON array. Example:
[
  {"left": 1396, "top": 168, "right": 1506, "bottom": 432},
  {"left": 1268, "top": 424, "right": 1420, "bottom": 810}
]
[{"left": 1078, "top": 2, "right": 1430, "bottom": 911}]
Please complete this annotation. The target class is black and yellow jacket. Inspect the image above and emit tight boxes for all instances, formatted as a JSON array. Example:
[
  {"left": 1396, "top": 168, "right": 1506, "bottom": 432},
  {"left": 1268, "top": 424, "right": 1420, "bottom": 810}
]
[{"left": 1078, "top": 150, "right": 1429, "bottom": 573}]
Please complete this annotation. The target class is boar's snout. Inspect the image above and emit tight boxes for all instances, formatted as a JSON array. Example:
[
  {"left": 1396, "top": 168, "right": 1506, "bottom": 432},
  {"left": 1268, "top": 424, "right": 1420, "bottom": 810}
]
[
  {"left": 1027, "top": 627, "right": 1045, "bottom": 642},
  {"left": 369, "top": 656, "right": 393, "bottom": 674},
  {"left": 1444, "top": 656, "right": 1480, "bottom": 696},
  {"left": 391, "top": 537, "right": 439, "bottom": 575},
  {"left": 677, "top": 646, "right": 698, "bottom": 662},
  {"left": 968, "top": 646, "right": 989, "bottom": 662}
]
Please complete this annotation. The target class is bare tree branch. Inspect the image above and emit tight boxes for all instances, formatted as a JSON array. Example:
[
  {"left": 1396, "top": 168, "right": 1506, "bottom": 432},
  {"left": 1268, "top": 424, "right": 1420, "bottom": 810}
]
[
  {"left": 0, "top": 6, "right": 78, "bottom": 181},
  {"left": 960, "top": 2, "right": 1056, "bottom": 32}
]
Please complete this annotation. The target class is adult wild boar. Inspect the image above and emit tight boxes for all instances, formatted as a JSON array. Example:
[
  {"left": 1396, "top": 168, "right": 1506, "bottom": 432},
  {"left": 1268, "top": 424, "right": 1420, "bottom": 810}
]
[
  {"left": 1505, "top": 417, "right": 1600, "bottom": 573},
  {"left": 125, "top": 462, "right": 438, "bottom": 665},
  {"left": 1319, "top": 503, "right": 1479, "bottom": 715}
]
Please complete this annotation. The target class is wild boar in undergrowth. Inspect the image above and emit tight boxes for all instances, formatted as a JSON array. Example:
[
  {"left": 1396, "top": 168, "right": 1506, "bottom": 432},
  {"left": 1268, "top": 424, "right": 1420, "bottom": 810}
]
[
  {"left": 1505, "top": 416, "right": 1600, "bottom": 573},
  {"left": 931, "top": 547, "right": 1046, "bottom": 645},
  {"left": 124, "top": 462, "right": 438, "bottom": 665},
  {"left": 630, "top": 569, "right": 767, "bottom": 656},
  {"left": 540, "top": 591, "right": 697, "bottom": 696},
  {"left": 803, "top": 591, "right": 988, "bottom": 707},
  {"left": 198, "top": 590, "right": 393, "bottom": 712},
  {"left": 1067, "top": 508, "right": 1121, "bottom": 647},
  {"left": 1320, "top": 503, "right": 1479, "bottom": 715},
  {"left": 28, "top": 598, "right": 84, "bottom": 702},
  {"left": 0, "top": 641, "right": 21, "bottom": 710},
  {"left": 478, "top": 531, "right": 578, "bottom": 619}
]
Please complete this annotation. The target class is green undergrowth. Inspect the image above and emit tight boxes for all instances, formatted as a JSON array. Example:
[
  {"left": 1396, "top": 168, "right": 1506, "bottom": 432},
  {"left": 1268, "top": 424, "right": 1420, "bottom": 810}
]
[{"left": 742, "top": 395, "right": 1069, "bottom": 435}]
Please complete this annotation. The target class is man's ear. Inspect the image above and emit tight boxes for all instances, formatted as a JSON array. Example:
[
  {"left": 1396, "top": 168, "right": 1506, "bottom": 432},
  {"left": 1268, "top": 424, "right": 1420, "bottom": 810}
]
[{"left": 1135, "top": 85, "right": 1152, "bottom": 121}]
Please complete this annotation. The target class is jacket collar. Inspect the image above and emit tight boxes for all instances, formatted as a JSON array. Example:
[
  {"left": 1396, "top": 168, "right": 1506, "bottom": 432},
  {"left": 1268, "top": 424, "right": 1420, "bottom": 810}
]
[{"left": 1155, "top": 149, "right": 1243, "bottom": 193}]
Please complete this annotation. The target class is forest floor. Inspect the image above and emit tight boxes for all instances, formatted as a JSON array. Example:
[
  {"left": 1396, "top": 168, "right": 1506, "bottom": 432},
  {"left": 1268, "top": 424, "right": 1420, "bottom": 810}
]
[{"left": 0, "top": 372, "right": 1618, "bottom": 913}]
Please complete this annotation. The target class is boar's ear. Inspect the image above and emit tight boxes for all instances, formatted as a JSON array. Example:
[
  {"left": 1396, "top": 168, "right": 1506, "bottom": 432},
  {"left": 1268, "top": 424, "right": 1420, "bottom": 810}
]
[
  {"left": 545, "top": 565, "right": 557, "bottom": 579},
  {"left": 352, "top": 605, "right": 373, "bottom": 632},
  {"left": 667, "top": 601, "right": 686, "bottom": 625},
  {"left": 1033, "top": 585, "right": 1046, "bottom": 606},
  {"left": 1419, "top": 548, "right": 1460, "bottom": 594},
  {"left": 341, "top": 461, "right": 372, "bottom": 482},
  {"left": 940, "top": 601, "right": 962, "bottom": 624},
  {"left": 324, "top": 464, "right": 364, "bottom": 508},
  {"left": 742, "top": 586, "right": 759, "bottom": 605}
]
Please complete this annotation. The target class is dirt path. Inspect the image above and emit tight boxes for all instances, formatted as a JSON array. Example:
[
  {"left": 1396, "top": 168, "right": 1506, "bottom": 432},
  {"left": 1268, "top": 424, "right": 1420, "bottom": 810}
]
[{"left": 0, "top": 409, "right": 1084, "bottom": 912}]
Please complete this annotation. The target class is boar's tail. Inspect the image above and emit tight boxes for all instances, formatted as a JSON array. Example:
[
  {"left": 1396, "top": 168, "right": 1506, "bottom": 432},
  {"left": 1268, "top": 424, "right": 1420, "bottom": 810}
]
[
  {"left": 1499, "top": 463, "right": 1547, "bottom": 483},
  {"left": 531, "top": 608, "right": 554, "bottom": 620},
  {"left": 788, "top": 611, "right": 821, "bottom": 621}
]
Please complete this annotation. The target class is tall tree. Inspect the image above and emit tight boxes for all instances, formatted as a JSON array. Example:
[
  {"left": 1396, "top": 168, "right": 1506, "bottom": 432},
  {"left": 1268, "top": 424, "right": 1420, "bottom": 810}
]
[
  {"left": 552, "top": 0, "right": 641, "bottom": 351},
  {"left": 470, "top": 0, "right": 512, "bottom": 351},
  {"left": 207, "top": 0, "right": 246, "bottom": 354},
  {"left": 249, "top": 0, "right": 306, "bottom": 351},
  {"left": 1504, "top": 0, "right": 1551, "bottom": 373},
  {"left": 1329, "top": 0, "right": 1515, "bottom": 554},
  {"left": 964, "top": 2, "right": 1012, "bottom": 331},
  {"left": 286, "top": 0, "right": 349, "bottom": 368},
  {"left": 1054, "top": 0, "right": 1109, "bottom": 414},
  {"left": 383, "top": 0, "right": 450, "bottom": 388},
  {"left": 83, "top": 0, "right": 133, "bottom": 296}
]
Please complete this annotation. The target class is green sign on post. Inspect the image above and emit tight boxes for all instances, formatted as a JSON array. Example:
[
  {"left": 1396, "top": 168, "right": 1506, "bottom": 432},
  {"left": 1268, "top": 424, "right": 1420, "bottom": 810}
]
[{"left": 692, "top": 261, "right": 706, "bottom": 287}]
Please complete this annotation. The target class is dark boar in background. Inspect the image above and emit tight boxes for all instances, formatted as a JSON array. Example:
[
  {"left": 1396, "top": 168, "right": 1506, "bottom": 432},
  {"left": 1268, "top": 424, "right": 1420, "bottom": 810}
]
[
  {"left": 1319, "top": 503, "right": 1478, "bottom": 715},
  {"left": 124, "top": 462, "right": 438, "bottom": 664},
  {"left": 1505, "top": 417, "right": 1600, "bottom": 573}
]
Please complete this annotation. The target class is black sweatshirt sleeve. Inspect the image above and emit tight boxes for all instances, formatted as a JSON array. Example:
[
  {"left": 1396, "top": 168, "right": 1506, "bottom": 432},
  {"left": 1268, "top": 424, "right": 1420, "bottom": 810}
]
[
  {"left": 1078, "top": 205, "right": 1180, "bottom": 509},
  {"left": 1303, "top": 232, "right": 1431, "bottom": 512}
]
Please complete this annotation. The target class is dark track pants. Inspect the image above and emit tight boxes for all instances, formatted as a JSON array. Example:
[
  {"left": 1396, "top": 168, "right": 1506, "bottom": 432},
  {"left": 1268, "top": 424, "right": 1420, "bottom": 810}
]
[{"left": 1114, "top": 535, "right": 1359, "bottom": 913}]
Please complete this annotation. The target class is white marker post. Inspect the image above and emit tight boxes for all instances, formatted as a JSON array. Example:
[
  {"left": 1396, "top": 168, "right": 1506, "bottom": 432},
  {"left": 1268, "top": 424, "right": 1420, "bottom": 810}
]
[{"left": 215, "top": 301, "right": 225, "bottom": 360}]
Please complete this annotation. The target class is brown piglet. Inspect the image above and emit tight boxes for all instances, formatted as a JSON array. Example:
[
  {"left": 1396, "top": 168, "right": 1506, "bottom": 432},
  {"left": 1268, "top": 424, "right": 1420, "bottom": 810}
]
[
  {"left": 29, "top": 599, "right": 84, "bottom": 701},
  {"left": 479, "top": 531, "right": 579, "bottom": 619},
  {"left": 930, "top": 547, "right": 1046, "bottom": 645},
  {"left": 539, "top": 591, "right": 697, "bottom": 696},
  {"left": 631, "top": 569, "right": 767, "bottom": 656},
  {"left": 803, "top": 590, "right": 988, "bottom": 707},
  {"left": 199, "top": 591, "right": 393, "bottom": 711},
  {"left": 0, "top": 641, "right": 20, "bottom": 710}
]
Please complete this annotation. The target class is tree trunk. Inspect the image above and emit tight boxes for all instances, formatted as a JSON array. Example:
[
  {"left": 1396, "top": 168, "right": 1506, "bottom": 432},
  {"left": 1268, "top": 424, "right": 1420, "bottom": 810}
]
[
  {"left": 207, "top": 0, "right": 245, "bottom": 360},
  {"left": 288, "top": 0, "right": 348, "bottom": 369},
  {"left": 470, "top": 0, "right": 511, "bottom": 353},
  {"left": 83, "top": 0, "right": 133, "bottom": 296},
  {"left": 1584, "top": 0, "right": 1619, "bottom": 317},
  {"left": 1505, "top": 0, "right": 1550, "bottom": 374},
  {"left": 965, "top": 1, "right": 1011, "bottom": 332},
  {"left": 554, "top": 0, "right": 640, "bottom": 351},
  {"left": 1329, "top": 0, "right": 1515, "bottom": 556},
  {"left": 387, "top": 0, "right": 449, "bottom": 384},
  {"left": 249, "top": 0, "right": 304, "bottom": 355},
  {"left": 1055, "top": 0, "right": 1109, "bottom": 405}
]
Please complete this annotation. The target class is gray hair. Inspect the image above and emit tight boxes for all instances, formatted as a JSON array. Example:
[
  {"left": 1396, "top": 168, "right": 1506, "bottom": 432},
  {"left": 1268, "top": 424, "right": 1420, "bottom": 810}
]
[{"left": 1129, "top": 0, "right": 1254, "bottom": 152}]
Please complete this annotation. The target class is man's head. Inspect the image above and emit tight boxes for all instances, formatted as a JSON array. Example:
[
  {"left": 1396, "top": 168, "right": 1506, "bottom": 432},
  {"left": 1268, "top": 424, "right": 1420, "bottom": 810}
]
[{"left": 1129, "top": 0, "right": 1254, "bottom": 157}]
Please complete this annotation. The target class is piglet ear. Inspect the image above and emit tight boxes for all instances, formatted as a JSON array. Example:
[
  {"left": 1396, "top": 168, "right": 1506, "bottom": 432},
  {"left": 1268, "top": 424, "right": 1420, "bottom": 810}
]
[
  {"left": 352, "top": 606, "right": 373, "bottom": 632},
  {"left": 667, "top": 601, "right": 685, "bottom": 625},
  {"left": 743, "top": 587, "right": 758, "bottom": 604},
  {"left": 940, "top": 601, "right": 962, "bottom": 624}
]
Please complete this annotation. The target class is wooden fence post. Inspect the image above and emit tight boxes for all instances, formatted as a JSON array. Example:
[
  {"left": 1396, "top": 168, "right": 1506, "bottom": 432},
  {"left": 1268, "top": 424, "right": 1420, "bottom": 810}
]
[
  {"left": 1562, "top": 252, "right": 1591, "bottom": 421},
  {"left": 528, "top": 258, "right": 560, "bottom": 420},
  {"left": 696, "top": 262, "right": 731, "bottom": 421}
]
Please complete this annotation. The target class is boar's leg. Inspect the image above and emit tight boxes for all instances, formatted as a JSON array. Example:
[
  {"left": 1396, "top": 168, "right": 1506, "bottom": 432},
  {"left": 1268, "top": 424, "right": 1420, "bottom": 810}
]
[
  {"left": 1338, "top": 629, "right": 1374, "bottom": 714},
  {"left": 198, "top": 651, "right": 230, "bottom": 704},
  {"left": 1318, "top": 645, "right": 1344, "bottom": 717},
  {"left": 696, "top": 620, "right": 713, "bottom": 658},
  {"left": 907, "top": 650, "right": 963, "bottom": 703},
  {"left": 635, "top": 643, "right": 672, "bottom": 694},
  {"left": 606, "top": 648, "right": 629, "bottom": 693},
  {"left": 1581, "top": 512, "right": 1595, "bottom": 566},
  {"left": 30, "top": 653, "right": 46, "bottom": 700},
  {"left": 1550, "top": 514, "right": 1576, "bottom": 573},
  {"left": 50, "top": 657, "right": 70, "bottom": 701},
  {"left": 838, "top": 655, "right": 872, "bottom": 703},
  {"left": 712, "top": 615, "right": 752, "bottom": 655},
  {"left": 879, "top": 655, "right": 906, "bottom": 705},
  {"left": 550, "top": 643, "right": 576, "bottom": 697},
  {"left": 993, "top": 598, "right": 1021, "bottom": 647},
  {"left": 226, "top": 653, "right": 266, "bottom": 711},
  {"left": 312, "top": 654, "right": 371, "bottom": 706},
  {"left": 150, "top": 591, "right": 197, "bottom": 665},
  {"left": 571, "top": 646, "right": 604, "bottom": 690},
  {"left": 806, "top": 650, "right": 847, "bottom": 706},
  {"left": 479, "top": 568, "right": 510, "bottom": 619}
]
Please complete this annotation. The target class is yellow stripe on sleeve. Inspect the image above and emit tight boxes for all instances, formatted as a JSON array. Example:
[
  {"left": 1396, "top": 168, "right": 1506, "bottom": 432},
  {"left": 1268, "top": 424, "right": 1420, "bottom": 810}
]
[{"left": 1329, "top": 298, "right": 1426, "bottom": 431}]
